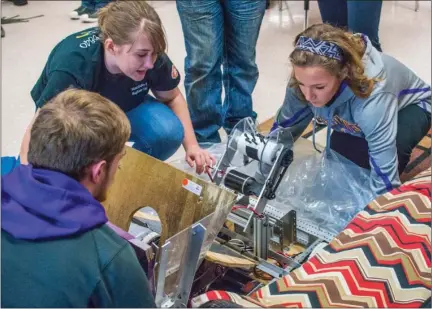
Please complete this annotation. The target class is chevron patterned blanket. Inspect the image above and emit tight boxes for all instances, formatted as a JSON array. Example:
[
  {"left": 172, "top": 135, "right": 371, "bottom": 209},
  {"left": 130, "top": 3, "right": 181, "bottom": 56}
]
[{"left": 191, "top": 170, "right": 431, "bottom": 308}]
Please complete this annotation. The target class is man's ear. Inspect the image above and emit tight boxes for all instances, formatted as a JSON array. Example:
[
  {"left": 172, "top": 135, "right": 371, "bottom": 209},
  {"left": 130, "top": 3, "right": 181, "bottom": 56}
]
[
  {"left": 88, "top": 160, "right": 107, "bottom": 184},
  {"left": 19, "top": 108, "right": 40, "bottom": 165}
]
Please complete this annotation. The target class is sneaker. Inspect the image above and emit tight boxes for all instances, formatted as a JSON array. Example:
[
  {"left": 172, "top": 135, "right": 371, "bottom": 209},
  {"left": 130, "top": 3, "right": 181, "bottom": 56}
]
[
  {"left": 69, "top": 6, "right": 92, "bottom": 20},
  {"left": 13, "top": 0, "right": 28, "bottom": 6},
  {"left": 81, "top": 11, "right": 98, "bottom": 23}
]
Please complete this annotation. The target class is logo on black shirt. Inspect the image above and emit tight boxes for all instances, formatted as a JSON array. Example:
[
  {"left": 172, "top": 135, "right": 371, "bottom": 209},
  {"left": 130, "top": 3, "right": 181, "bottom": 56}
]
[{"left": 131, "top": 83, "right": 148, "bottom": 96}]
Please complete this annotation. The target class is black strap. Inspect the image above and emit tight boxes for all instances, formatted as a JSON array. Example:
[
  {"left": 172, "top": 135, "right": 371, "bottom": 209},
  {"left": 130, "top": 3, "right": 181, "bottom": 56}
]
[{"left": 1, "top": 14, "right": 44, "bottom": 24}]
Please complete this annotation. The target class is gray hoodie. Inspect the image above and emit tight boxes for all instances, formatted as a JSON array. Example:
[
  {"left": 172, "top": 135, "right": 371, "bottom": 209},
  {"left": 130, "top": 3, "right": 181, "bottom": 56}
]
[{"left": 273, "top": 36, "right": 431, "bottom": 195}]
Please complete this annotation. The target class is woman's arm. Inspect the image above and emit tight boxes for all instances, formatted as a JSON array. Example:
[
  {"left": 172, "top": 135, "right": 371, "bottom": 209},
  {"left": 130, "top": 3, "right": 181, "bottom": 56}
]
[
  {"left": 153, "top": 87, "right": 215, "bottom": 173},
  {"left": 272, "top": 87, "right": 313, "bottom": 141},
  {"left": 355, "top": 92, "right": 400, "bottom": 194}
]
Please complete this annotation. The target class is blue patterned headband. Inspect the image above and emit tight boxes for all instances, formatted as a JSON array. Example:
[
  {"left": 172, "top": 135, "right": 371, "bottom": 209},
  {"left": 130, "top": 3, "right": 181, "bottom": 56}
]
[{"left": 295, "top": 36, "right": 343, "bottom": 61}]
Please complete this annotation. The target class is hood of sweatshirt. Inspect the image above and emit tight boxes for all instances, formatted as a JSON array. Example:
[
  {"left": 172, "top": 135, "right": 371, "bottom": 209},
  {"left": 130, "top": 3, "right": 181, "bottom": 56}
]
[{"left": 1, "top": 164, "right": 108, "bottom": 240}]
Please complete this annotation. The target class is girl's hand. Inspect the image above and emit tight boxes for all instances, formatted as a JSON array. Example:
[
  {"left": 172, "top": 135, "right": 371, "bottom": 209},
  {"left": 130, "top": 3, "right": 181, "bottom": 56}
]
[{"left": 185, "top": 145, "right": 216, "bottom": 174}]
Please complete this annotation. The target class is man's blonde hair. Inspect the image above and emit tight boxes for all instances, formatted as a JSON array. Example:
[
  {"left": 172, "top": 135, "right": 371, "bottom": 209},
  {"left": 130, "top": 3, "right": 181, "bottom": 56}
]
[
  {"left": 98, "top": 1, "right": 167, "bottom": 55},
  {"left": 28, "top": 89, "right": 131, "bottom": 180},
  {"left": 289, "top": 23, "right": 376, "bottom": 100}
]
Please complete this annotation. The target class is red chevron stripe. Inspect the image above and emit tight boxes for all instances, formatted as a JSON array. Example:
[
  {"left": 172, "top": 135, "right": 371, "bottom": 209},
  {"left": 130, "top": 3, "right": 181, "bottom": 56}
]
[
  {"left": 271, "top": 301, "right": 305, "bottom": 308},
  {"left": 207, "top": 290, "right": 230, "bottom": 301},
  {"left": 347, "top": 225, "right": 431, "bottom": 265},
  {"left": 350, "top": 216, "right": 432, "bottom": 257},
  {"left": 306, "top": 258, "right": 427, "bottom": 308},
  {"left": 278, "top": 273, "right": 348, "bottom": 308},
  {"left": 365, "top": 203, "right": 431, "bottom": 223},
  {"left": 218, "top": 291, "right": 231, "bottom": 301},
  {"left": 392, "top": 184, "right": 432, "bottom": 198},
  {"left": 257, "top": 288, "right": 263, "bottom": 299},
  {"left": 304, "top": 258, "right": 387, "bottom": 307},
  {"left": 388, "top": 188, "right": 431, "bottom": 198},
  {"left": 328, "top": 242, "right": 431, "bottom": 287},
  {"left": 352, "top": 215, "right": 431, "bottom": 246}
]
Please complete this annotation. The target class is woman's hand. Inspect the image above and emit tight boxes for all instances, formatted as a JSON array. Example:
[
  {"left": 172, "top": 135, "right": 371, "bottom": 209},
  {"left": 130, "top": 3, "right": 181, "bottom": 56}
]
[{"left": 185, "top": 145, "right": 216, "bottom": 174}]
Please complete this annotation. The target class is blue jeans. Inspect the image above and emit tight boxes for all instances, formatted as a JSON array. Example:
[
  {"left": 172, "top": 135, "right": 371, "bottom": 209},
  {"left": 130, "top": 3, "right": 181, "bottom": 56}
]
[
  {"left": 176, "top": 0, "right": 266, "bottom": 144},
  {"left": 317, "top": 0, "right": 383, "bottom": 52},
  {"left": 82, "top": 0, "right": 111, "bottom": 10},
  {"left": 127, "top": 96, "right": 184, "bottom": 161}
]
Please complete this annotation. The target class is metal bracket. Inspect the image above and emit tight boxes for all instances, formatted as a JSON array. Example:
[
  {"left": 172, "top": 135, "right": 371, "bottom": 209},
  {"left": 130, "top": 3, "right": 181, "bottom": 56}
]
[
  {"left": 284, "top": 238, "right": 323, "bottom": 272},
  {"left": 155, "top": 241, "right": 171, "bottom": 307},
  {"left": 174, "top": 223, "right": 206, "bottom": 308},
  {"left": 281, "top": 210, "right": 297, "bottom": 248},
  {"left": 155, "top": 223, "right": 207, "bottom": 308},
  {"left": 253, "top": 216, "right": 269, "bottom": 259},
  {"left": 256, "top": 258, "right": 287, "bottom": 279}
]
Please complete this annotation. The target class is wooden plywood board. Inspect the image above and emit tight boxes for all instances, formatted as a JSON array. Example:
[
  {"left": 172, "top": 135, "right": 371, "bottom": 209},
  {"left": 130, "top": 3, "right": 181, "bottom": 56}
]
[
  {"left": 206, "top": 251, "right": 256, "bottom": 269},
  {"left": 102, "top": 147, "right": 236, "bottom": 244}
]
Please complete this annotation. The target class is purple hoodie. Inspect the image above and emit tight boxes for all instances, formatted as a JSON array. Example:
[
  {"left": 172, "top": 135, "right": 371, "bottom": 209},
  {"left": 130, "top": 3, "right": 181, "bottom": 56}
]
[{"left": 1, "top": 164, "right": 108, "bottom": 240}]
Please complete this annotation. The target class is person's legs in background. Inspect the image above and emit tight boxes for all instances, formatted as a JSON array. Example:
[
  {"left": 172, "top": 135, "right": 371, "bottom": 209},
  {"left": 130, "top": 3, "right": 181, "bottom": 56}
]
[
  {"left": 222, "top": 0, "right": 266, "bottom": 134},
  {"left": 176, "top": 0, "right": 224, "bottom": 145},
  {"left": 11, "top": 0, "right": 27, "bottom": 6},
  {"left": 82, "top": 0, "right": 112, "bottom": 23},
  {"left": 126, "top": 96, "right": 184, "bottom": 161},
  {"left": 317, "top": 0, "right": 382, "bottom": 51},
  {"left": 317, "top": 0, "right": 348, "bottom": 29},
  {"left": 69, "top": 0, "right": 111, "bottom": 23},
  {"left": 396, "top": 104, "right": 431, "bottom": 174},
  {"left": 69, "top": 0, "right": 95, "bottom": 20},
  {"left": 347, "top": 0, "right": 383, "bottom": 52}
]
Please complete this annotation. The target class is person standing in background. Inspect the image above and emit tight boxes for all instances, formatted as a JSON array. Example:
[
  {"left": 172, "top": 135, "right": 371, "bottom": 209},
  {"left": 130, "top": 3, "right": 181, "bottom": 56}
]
[
  {"left": 8, "top": 0, "right": 27, "bottom": 6},
  {"left": 176, "top": 0, "right": 266, "bottom": 146},
  {"left": 69, "top": 0, "right": 112, "bottom": 23},
  {"left": 317, "top": 0, "right": 383, "bottom": 51}
]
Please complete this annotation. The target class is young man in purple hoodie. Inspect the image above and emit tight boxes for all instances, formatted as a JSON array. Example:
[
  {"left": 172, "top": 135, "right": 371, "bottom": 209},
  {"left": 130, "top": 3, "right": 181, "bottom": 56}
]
[{"left": 1, "top": 89, "right": 155, "bottom": 308}]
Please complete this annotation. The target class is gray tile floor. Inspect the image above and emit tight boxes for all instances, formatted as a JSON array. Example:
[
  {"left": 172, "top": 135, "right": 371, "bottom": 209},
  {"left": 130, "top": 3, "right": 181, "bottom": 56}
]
[{"left": 1, "top": 1, "right": 431, "bottom": 161}]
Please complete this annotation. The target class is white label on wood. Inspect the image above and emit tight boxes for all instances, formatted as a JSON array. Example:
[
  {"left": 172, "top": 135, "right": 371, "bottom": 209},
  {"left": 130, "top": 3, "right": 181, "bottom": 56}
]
[{"left": 182, "top": 178, "right": 202, "bottom": 196}]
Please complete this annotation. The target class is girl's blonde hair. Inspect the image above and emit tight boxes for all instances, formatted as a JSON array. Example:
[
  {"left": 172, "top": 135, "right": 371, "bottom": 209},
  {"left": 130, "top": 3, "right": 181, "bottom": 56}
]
[
  {"left": 289, "top": 23, "right": 376, "bottom": 99},
  {"left": 98, "top": 1, "right": 167, "bottom": 55}
]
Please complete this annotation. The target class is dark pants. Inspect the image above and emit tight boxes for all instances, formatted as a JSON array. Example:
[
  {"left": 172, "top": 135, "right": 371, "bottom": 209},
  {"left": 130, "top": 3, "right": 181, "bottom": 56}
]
[
  {"left": 317, "top": 0, "right": 383, "bottom": 51},
  {"left": 330, "top": 105, "right": 431, "bottom": 174},
  {"left": 82, "top": 0, "right": 111, "bottom": 10}
]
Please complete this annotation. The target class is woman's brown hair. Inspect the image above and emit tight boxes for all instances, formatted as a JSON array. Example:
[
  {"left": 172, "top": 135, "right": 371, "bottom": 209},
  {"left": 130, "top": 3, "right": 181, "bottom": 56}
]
[
  {"left": 98, "top": 1, "right": 167, "bottom": 55},
  {"left": 289, "top": 23, "right": 376, "bottom": 99}
]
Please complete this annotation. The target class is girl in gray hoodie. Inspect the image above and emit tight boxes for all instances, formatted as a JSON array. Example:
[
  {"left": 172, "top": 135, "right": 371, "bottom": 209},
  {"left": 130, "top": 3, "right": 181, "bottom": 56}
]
[{"left": 272, "top": 24, "right": 430, "bottom": 195}]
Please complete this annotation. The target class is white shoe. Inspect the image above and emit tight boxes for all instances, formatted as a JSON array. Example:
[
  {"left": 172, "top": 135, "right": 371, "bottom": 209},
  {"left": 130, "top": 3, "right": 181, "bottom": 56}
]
[
  {"left": 80, "top": 12, "right": 97, "bottom": 23},
  {"left": 69, "top": 6, "right": 90, "bottom": 20}
]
